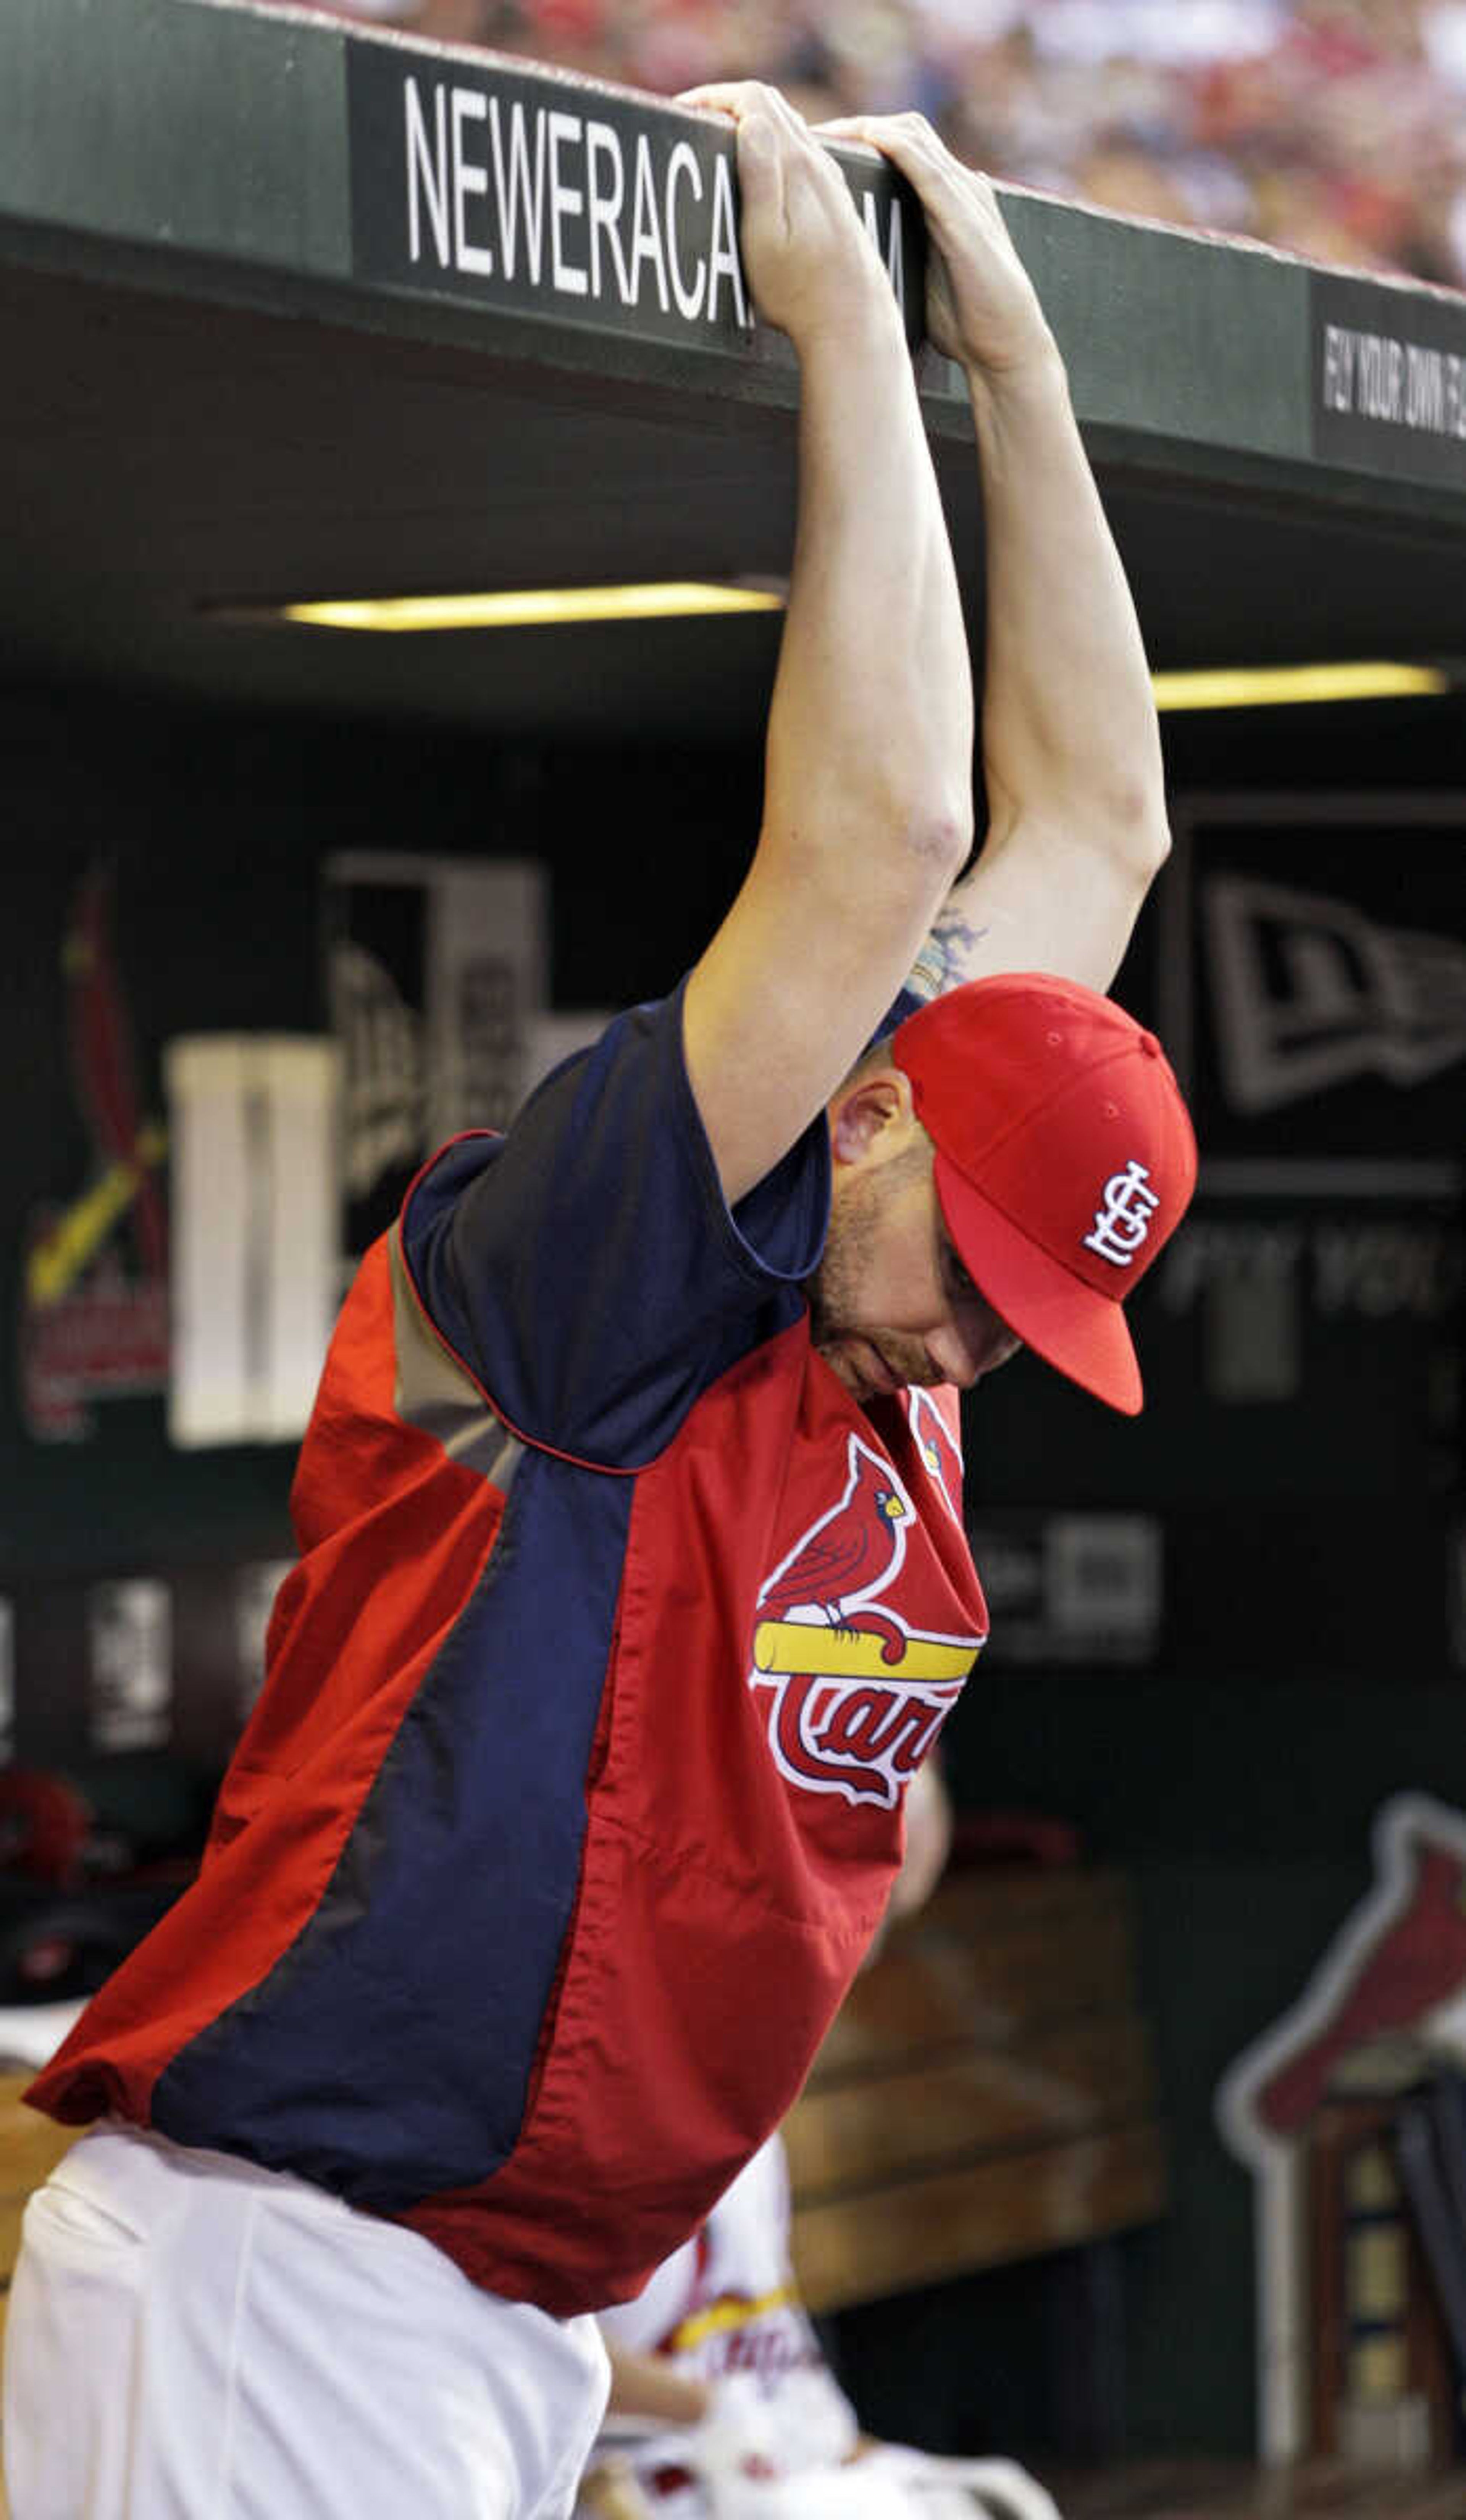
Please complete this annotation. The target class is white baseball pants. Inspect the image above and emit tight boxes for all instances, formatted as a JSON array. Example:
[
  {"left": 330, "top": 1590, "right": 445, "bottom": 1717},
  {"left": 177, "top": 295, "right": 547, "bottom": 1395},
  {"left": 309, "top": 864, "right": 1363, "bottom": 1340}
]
[{"left": 3, "top": 2120, "right": 608, "bottom": 2519}]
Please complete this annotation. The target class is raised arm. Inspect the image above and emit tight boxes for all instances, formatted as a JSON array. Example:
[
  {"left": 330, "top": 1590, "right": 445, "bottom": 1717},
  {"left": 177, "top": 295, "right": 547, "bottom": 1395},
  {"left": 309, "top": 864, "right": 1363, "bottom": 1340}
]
[
  {"left": 819, "top": 114, "right": 1171, "bottom": 1004},
  {"left": 677, "top": 86, "right": 974, "bottom": 1206}
]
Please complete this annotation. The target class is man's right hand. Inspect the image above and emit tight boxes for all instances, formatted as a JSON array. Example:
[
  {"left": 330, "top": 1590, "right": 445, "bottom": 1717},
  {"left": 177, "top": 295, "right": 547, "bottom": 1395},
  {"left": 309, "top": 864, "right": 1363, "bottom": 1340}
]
[{"left": 678, "top": 82, "right": 894, "bottom": 350}]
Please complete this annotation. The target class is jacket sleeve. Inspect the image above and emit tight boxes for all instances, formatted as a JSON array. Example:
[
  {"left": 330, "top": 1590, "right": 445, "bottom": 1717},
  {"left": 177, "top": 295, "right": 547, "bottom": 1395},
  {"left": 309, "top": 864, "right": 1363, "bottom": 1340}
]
[{"left": 400, "top": 981, "right": 830, "bottom": 1466}]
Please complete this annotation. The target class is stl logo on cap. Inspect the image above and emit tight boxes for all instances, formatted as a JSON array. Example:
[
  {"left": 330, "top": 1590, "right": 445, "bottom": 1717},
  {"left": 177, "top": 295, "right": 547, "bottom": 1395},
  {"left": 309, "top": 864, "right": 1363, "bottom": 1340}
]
[{"left": 1082, "top": 1159, "right": 1162, "bottom": 1268}]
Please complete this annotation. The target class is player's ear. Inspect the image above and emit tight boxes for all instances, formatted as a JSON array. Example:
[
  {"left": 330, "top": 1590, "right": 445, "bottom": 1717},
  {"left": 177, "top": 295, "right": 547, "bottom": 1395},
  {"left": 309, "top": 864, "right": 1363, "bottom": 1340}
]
[{"left": 828, "top": 1067, "right": 916, "bottom": 1167}]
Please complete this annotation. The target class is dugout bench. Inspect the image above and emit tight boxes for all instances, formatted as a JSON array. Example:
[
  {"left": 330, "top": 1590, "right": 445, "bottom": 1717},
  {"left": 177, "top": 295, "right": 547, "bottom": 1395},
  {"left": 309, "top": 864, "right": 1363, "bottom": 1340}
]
[
  {"left": 785, "top": 1862, "right": 1164, "bottom": 2318},
  {"left": 0, "top": 1862, "right": 1161, "bottom": 2513}
]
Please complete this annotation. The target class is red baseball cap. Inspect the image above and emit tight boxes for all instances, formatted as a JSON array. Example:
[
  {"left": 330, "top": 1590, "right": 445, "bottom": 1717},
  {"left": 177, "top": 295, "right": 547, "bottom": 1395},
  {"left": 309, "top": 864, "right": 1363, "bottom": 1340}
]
[{"left": 893, "top": 973, "right": 1197, "bottom": 1415}]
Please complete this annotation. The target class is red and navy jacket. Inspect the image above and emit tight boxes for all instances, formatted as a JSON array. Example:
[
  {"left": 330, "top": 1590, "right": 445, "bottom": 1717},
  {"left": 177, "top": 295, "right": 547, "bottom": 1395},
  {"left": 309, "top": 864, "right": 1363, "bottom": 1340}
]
[{"left": 30, "top": 987, "right": 988, "bottom": 2317}]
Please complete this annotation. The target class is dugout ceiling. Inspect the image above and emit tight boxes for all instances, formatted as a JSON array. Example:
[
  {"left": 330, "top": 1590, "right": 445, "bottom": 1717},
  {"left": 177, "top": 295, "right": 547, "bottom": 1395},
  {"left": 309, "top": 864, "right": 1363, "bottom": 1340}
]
[{"left": 1, "top": 0, "right": 1465, "bottom": 743}]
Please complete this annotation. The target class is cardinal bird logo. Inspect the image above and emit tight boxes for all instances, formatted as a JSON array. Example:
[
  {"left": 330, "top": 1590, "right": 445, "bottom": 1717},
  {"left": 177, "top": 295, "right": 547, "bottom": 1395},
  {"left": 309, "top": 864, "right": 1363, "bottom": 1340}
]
[
  {"left": 1214, "top": 1794, "right": 1466, "bottom": 2464},
  {"left": 759, "top": 1446, "right": 912, "bottom": 1660},
  {"left": 905, "top": 1386, "right": 964, "bottom": 1528},
  {"left": 1220, "top": 1794, "right": 1466, "bottom": 2159},
  {"left": 748, "top": 1433, "right": 982, "bottom": 1810},
  {"left": 20, "top": 866, "right": 170, "bottom": 1440}
]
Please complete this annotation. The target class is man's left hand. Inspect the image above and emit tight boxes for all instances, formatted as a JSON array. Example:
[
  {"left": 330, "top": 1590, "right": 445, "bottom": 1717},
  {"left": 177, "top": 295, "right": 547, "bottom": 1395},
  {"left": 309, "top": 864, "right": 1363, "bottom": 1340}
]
[{"left": 814, "top": 113, "right": 1053, "bottom": 376}]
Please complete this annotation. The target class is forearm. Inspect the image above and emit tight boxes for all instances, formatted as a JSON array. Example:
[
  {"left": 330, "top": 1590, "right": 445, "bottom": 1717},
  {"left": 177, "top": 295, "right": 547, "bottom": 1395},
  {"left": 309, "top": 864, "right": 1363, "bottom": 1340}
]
[
  {"left": 969, "top": 337, "right": 1168, "bottom": 866},
  {"left": 798, "top": 114, "right": 1168, "bottom": 1002},
  {"left": 764, "top": 303, "right": 974, "bottom": 871},
  {"left": 675, "top": 86, "right": 980, "bottom": 1202},
  {"left": 603, "top": 2344, "right": 712, "bottom": 2426}
]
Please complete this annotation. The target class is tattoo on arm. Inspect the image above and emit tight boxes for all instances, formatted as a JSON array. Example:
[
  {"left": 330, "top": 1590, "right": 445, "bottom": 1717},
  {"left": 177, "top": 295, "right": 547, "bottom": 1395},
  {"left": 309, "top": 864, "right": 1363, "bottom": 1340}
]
[{"left": 905, "top": 907, "right": 991, "bottom": 1004}]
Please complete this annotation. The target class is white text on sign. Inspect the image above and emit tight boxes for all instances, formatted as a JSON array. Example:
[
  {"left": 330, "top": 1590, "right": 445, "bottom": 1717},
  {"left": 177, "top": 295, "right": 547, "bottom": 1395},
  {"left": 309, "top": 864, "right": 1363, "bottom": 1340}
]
[
  {"left": 402, "top": 76, "right": 906, "bottom": 331},
  {"left": 1322, "top": 323, "right": 1466, "bottom": 440}
]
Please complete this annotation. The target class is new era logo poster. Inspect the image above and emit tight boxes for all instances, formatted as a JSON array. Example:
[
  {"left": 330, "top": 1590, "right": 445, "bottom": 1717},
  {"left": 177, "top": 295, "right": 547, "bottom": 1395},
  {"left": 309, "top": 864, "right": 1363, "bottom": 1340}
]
[
  {"left": 1160, "top": 795, "right": 1466, "bottom": 1173},
  {"left": 324, "top": 854, "right": 547, "bottom": 1260}
]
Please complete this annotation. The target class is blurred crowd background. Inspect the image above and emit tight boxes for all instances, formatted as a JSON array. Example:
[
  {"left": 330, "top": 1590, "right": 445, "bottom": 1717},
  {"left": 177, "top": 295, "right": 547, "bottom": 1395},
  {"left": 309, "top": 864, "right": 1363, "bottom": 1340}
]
[{"left": 272, "top": 0, "right": 1466, "bottom": 289}]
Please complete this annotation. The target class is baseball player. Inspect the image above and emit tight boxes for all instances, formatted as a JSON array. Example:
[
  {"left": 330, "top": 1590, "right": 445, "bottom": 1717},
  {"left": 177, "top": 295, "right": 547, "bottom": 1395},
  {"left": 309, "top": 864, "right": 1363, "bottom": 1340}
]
[
  {"left": 582, "top": 2135, "right": 1063, "bottom": 2520},
  {"left": 8, "top": 95, "right": 1193, "bottom": 2520}
]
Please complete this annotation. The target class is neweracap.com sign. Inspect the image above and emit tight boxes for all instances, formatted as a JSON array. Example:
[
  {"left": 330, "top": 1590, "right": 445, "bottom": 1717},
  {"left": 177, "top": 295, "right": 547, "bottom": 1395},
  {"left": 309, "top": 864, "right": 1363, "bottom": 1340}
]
[{"left": 347, "top": 43, "right": 924, "bottom": 354}]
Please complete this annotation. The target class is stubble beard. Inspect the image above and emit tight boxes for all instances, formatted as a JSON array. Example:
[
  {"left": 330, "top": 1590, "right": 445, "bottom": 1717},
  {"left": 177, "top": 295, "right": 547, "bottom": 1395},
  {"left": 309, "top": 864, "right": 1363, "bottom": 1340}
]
[
  {"left": 805, "top": 1169, "right": 876, "bottom": 1382},
  {"left": 805, "top": 1159, "right": 934, "bottom": 1399}
]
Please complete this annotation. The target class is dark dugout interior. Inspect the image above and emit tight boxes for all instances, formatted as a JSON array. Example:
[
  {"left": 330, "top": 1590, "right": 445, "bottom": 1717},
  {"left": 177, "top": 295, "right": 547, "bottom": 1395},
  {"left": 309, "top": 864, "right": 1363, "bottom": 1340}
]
[{"left": 3, "top": 664, "right": 1461, "bottom": 2459}]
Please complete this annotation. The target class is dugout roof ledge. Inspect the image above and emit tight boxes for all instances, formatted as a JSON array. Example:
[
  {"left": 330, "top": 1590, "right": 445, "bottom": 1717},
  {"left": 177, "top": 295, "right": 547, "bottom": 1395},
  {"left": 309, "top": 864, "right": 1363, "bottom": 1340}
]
[{"left": 1, "top": 0, "right": 1464, "bottom": 738}]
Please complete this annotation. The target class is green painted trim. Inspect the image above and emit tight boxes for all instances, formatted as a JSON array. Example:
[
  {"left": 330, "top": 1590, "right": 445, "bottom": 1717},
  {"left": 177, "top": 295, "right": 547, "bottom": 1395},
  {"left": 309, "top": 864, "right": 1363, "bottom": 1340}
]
[
  {"left": 0, "top": 0, "right": 350, "bottom": 274},
  {"left": 1000, "top": 194, "right": 1309, "bottom": 460}
]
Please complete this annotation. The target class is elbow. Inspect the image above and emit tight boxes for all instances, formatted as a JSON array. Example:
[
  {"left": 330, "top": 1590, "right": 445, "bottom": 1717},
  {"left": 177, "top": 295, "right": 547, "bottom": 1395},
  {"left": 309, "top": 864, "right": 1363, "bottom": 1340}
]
[
  {"left": 776, "top": 774, "right": 973, "bottom": 910},
  {"left": 899, "top": 796, "right": 975, "bottom": 887},
  {"left": 1093, "top": 782, "right": 1171, "bottom": 888},
  {"left": 1135, "top": 802, "right": 1173, "bottom": 882}
]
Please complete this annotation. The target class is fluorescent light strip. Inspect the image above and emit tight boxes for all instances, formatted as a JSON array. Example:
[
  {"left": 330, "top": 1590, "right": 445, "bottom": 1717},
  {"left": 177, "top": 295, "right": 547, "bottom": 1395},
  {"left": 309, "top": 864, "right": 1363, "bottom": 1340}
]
[
  {"left": 279, "top": 582, "right": 786, "bottom": 632},
  {"left": 1151, "top": 661, "right": 1447, "bottom": 711},
  {"left": 267, "top": 594, "right": 1452, "bottom": 715}
]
